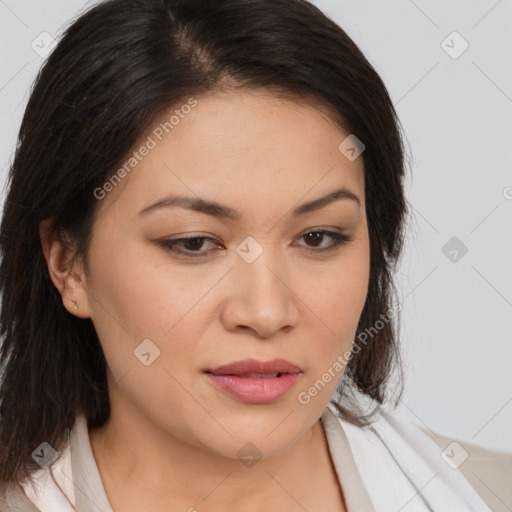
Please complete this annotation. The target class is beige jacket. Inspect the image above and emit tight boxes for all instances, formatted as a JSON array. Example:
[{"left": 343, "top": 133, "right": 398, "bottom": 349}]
[{"left": 419, "top": 427, "right": 512, "bottom": 512}]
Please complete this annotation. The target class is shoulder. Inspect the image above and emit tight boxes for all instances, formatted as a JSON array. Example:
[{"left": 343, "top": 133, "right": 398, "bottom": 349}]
[
  {"left": 328, "top": 404, "right": 508, "bottom": 510},
  {"left": 0, "top": 478, "right": 40, "bottom": 511},
  {"left": 418, "top": 426, "right": 512, "bottom": 512},
  {"left": 0, "top": 480, "right": 9, "bottom": 510}
]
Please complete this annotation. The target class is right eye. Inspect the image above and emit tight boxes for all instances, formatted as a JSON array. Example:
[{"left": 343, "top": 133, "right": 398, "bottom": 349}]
[{"left": 159, "top": 235, "right": 223, "bottom": 258}]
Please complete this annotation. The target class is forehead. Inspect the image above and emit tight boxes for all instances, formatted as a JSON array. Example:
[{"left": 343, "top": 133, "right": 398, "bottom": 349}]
[{"left": 96, "top": 89, "right": 365, "bottom": 221}]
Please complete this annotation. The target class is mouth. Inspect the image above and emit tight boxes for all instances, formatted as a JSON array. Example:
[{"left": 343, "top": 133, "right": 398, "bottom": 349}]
[
  {"left": 219, "top": 372, "right": 284, "bottom": 378},
  {"left": 204, "top": 359, "right": 302, "bottom": 404},
  {"left": 206, "top": 358, "right": 302, "bottom": 376}
]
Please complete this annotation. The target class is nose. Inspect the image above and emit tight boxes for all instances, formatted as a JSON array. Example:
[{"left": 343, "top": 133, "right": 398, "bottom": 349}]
[{"left": 220, "top": 246, "right": 300, "bottom": 339}]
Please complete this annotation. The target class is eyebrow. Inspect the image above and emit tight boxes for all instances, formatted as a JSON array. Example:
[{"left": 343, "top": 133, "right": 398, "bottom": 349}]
[{"left": 138, "top": 186, "right": 361, "bottom": 221}]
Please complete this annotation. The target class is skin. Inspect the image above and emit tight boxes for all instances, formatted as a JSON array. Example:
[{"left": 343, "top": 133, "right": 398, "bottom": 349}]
[{"left": 40, "top": 89, "right": 370, "bottom": 511}]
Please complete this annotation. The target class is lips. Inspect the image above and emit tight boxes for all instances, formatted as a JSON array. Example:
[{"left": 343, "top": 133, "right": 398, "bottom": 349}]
[
  {"left": 206, "top": 358, "right": 302, "bottom": 376},
  {"left": 205, "top": 358, "right": 303, "bottom": 404}
]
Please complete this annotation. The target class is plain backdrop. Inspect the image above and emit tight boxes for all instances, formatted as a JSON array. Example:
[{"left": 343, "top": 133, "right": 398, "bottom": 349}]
[{"left": 0, "top": 0, "right": 511, "bottom": 452}]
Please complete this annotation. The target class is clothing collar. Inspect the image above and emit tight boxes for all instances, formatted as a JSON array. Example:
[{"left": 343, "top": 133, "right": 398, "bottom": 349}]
[
  {"left": 18, "top": 405, "right": 374, "bottom": 511},
  {"left": 18, "top": 402, "right": 493, "bottom": 511},
  {"left": 70, "top": 414, "right": 112, "bottom": 511},
  {"left": 69, "top": 407, "right": 375, "bottom": 511}
]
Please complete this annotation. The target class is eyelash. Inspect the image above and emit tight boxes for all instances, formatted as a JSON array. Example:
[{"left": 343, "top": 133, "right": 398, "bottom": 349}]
[{"left": 159, "top": 229, "right": 352, "bottom": 258}]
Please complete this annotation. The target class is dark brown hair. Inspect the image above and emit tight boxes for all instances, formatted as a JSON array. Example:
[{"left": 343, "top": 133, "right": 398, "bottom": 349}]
[{"left": 0, "top": 0, "right": 409, "bottom": 484}]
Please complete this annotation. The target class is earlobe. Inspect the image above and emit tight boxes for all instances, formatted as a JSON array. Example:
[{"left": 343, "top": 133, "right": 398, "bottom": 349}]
[
  {"left": 39, "top": 219, "right": 92, "bottom": 319},
  {"left": 68, "top": 294, "right": 90, "bottom": 319}
]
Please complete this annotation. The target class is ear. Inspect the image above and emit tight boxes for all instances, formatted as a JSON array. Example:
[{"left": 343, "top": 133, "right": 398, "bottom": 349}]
[{"left": 39, "top": 219, "right": 92, "bottom": 319}]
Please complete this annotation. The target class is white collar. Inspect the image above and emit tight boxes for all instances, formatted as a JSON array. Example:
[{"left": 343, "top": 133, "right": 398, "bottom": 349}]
[{"left": 330, "top": 402, "right": 493, "bottom": 511}]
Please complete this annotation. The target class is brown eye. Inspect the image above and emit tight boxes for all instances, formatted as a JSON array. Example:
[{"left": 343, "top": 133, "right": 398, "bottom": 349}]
[
  {"left": 160, "top": 236, "right": 221, "bottom": 257},
  {"left": 295, "top": 230, "right": 352, "bottom": 254}
]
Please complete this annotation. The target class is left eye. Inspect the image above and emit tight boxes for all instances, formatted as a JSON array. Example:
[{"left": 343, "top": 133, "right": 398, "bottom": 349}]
[
  {"left": 159, "top": 229, "right": 351, "bottom": 258},
  {"left": 294, "top": 230, "right": 351, "bottom": 253}
]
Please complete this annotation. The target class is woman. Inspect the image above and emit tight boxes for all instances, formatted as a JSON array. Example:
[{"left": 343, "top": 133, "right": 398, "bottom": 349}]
[{"left": 0, "top": 0, "right": 508, "bottom": 510}]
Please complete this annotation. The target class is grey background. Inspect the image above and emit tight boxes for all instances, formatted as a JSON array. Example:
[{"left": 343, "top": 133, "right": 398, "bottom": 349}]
[{"left": 1, "top": 0, "right": 511, "bottom": 451}]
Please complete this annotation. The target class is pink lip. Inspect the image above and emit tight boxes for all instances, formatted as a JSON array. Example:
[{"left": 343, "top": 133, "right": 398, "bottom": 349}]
[
  {"left": 205, "top": 358, "right": 302, "bottom": 404},
  {"left": 207, "top": 358, "right": 302, "bottom": 375}
]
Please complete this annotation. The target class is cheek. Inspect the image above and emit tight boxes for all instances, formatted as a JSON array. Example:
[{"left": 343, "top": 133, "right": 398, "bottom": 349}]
[
  {"left": 86, "top": 232, "right": 210, "bottom": 377},
  {"left": 84, "top": 239, "right": 203, "bottom": 423},
  {"left": 87, "top": 229, "right": 178, "bottom": 332},
  {"left": 294, "top": 255, "right": 369, "bottom": 408},
  {"left": 301, "top": 243, "right": 370, "bottom": 344}
]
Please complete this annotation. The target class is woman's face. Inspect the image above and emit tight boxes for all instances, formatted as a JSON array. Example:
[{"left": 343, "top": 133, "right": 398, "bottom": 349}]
[{"left": 79, "top": 89, "right": 369, "bottom": 459}]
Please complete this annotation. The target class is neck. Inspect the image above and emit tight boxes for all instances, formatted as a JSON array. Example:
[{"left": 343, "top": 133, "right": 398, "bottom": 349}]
[{"left": 88, "top": 393, "right": 343, "bottom": 511}]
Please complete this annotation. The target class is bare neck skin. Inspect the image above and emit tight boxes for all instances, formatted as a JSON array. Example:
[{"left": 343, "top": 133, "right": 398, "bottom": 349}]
[{"left": 89, "top": 393, "right": 346, "bottom": 512}]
